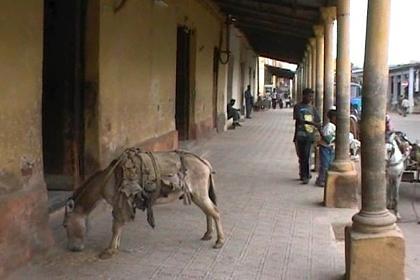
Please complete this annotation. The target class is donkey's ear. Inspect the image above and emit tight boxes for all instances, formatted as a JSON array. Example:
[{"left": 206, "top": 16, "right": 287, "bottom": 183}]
[{"left": 66, "top": 199, "right": 75, "bottom": 212}]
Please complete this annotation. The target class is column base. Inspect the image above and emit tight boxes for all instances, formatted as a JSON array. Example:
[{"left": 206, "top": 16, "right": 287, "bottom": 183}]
[
  {"left": 324, "top": 162, "right": 359, "bottom": 208},
  {"left": 345, "top": 225, "right": 405, "bottom": 280}
]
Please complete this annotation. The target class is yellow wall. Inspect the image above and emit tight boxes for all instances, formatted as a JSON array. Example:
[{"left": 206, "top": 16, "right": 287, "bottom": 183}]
[
  {"left": 0, "top": 0, "right": 44, "bottom": 193},
  {"left": 98, "top": 0, "right": 226, "bottom": 165}
]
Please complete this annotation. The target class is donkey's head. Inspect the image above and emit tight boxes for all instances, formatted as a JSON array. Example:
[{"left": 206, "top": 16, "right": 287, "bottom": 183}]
[{"left": 63, "top": 198, "right": 88, "bottom": 252}]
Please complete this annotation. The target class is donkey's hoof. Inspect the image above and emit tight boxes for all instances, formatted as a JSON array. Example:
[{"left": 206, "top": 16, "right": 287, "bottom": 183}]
[
  {"left": 99, "top": 249, "right": 117, "bottom": 260},
  {"left": 213, "top": 239, "right": 224, "bottom": 249},
  {"left": 201, "top": 233, "right": 213, "bottom": 241}
]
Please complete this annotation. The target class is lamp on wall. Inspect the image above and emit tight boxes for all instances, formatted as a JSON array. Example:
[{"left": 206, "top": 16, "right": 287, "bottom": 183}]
[
  {"left": 154, "top": 0, "right": 168, "bottom": 8},
  {"left": 113, "top": 0, "right": 127, "bottom": 13}
]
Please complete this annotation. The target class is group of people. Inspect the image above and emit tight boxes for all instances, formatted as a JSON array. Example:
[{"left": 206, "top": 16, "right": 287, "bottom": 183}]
[
  {"left": 293, "top": 88, "right": 342, "bottom": 186},
  {"left": 270, "top": 88, "right": 292, "bottom": 109}
]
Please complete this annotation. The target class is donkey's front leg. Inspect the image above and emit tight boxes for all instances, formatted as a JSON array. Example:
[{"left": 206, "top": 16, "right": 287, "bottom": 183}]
[{"left": 99, "top": 219, "right": 125, "bottom": 259}]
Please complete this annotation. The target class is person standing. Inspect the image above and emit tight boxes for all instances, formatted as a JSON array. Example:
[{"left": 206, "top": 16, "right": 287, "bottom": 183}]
[
  {"left": 315, "top": 109, "right": 337, "bottom": 187},
  {"left": 401, "top": 97, "right": 410, "bottom": 117},
  {"left": 293, "top": 88, "right": 321, "bottom": 184},
  {"left": 244, "top": 85, "right": 253, "bottom": 119},
  {"left": 271, "top": 88, "right": 278, "bottom": 109}
]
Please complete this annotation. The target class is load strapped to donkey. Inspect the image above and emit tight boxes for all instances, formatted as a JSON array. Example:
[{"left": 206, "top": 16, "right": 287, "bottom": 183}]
[{"left": 63, "top": 148, "right": 225, "bottom": 259}]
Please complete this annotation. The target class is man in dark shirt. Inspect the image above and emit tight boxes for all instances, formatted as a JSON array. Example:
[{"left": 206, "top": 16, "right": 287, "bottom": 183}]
[
  {"left": 227, "top": 99, "right": 241, "bottom": 128},
  {"left": 244, "top": 85, "right": 253, "bottom": 119},
  {"left": 293, "top": 88, "right": 321, "bottom": 184}
]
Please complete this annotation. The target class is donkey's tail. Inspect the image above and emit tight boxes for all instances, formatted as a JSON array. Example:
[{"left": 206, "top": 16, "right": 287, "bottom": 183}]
[{"left": 208, "top": 173, "right": 217, "bottom": 206}]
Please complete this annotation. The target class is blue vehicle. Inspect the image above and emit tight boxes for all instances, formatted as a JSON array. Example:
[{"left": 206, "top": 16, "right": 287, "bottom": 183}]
[{"left": 350, "top": 83, "right": 362, "bottom": 112}]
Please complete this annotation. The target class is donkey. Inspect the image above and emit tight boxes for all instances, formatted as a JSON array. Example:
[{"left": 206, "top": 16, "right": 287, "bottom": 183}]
[
  {"left": 385, "top": 132, "right": 410, "bottom": 220},
  {"left": 63, "top": 149, "right": 225, "bottom": 259}
]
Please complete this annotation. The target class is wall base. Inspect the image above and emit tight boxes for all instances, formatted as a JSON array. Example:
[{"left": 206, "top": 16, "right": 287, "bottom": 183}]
[
  {"left": 0, "top": 181, "right": 53, "bottom": 278},
  {"left": 324, "top": 165, "right": 359, "bottom": 208},
  {"left": 345, "top": 225, "right": 405, "bottom": 280},
  {"left": 191, "top": 117, "right": 215, "bottom": 140},
  {"left": 216, "top": 112, "right": 226, "bottom": 133}
]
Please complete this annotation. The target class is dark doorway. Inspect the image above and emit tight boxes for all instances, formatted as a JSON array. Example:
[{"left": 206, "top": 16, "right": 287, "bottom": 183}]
[
  {"left": 42, "top": 0, "right": 86, "bottom": 193},
  {"left": 175, "top": 26, "right": 191, "bottom": 140},
  {"left": 212, "top": 48, "right": 219, "bottom": 128}
]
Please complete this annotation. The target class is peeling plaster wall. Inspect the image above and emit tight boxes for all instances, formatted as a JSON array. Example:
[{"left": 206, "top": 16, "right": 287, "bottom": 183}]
[
  {"left": 228, "top": 27, "right": 257, "bottom": 112},
  {"left": 0, "top": 0, "right": 53, "bottom": 277},
  {"left": 99, "top": 0, "right": 176, "bottom": 165},
  {"left": 98, "top": 0, "right": 226, "bottom": 165},
  {"left": 0, "top": 1, "right": 44, "bottom": 192}
]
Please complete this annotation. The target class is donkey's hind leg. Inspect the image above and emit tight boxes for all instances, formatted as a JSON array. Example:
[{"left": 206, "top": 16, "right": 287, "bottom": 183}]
[
  {"left": 192, "top": 196, "right": 225, "bottom": 249},
  {"left": 99, "top": 218, "right": 125, "bottom": 259},
  {"left": 201, "top": 215, "right": 213, "bottom": 240}
]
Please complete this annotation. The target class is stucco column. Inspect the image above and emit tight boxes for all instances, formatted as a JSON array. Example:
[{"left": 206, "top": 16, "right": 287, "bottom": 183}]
[
  {"left": 332, "top": 0, "right": 351, "bottom": 168},
  {"left": 314, "top": 25, "right": 324, "bottom": 120},
  {"left": 310, "top": 37, "right": 317, "bottom": 91},
  {"left": 321, "top": 7, "right": 336, "bottom": 123},
  {"left": 308, "top": 44, "right": 313, "bottom": 88},
  {"left": 392, "top": 75, "right": 399, "bottom": 110},
  {"left": 346, "top": 1, "right": 405, "bottom": 279},
  {"left": 296, "top": 66, "right": 302, "bottom": 102},
  {"left": 408, "top": 67, "right": 414, "bottom": 113},
  {"left": 416, "top": 69, "right": 420, "bottom": 92},
  {"left": 304, "top": 51, "right": 309, "bottom": 88},
  {"left": 324, "top": 0, "right": 358, "bottom": 208}
]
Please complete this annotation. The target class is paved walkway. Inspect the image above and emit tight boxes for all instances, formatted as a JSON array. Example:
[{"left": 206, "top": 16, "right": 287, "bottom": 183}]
[{"left": 8, "top": 109, "right": 390, "bottom": 280}]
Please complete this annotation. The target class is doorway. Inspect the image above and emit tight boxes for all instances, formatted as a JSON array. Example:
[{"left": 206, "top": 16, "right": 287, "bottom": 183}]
[
  {"left": 212, "top": 48, "right": 219, "bottom": 128},
  {"left": 175, "top": 26, "right": 192, "bottom": 140},
  {"left": 42, "top": 0, "right": 86, "bottom": 196}
]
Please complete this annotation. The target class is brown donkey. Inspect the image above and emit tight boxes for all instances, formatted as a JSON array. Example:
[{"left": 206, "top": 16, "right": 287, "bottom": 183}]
[{"left": 63, "top": 149, "right": 224, "bottom": 259}]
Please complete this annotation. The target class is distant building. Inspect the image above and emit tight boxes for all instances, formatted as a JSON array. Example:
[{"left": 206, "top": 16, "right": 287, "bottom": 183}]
[{"left": 352, "top": 62, "right": 420, "bottom": 113}]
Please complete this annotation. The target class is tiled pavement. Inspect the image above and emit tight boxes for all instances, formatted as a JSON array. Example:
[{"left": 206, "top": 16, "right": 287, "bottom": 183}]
[{"left": 11, "top": 109, "right": 418, "bottom": 280}]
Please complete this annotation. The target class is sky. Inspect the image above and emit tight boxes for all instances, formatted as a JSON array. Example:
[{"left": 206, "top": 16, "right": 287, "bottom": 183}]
[{"left": 350, "top": 0, "right": 420, "bottom": 67}]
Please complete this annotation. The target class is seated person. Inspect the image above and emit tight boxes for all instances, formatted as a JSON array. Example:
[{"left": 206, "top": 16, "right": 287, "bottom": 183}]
[{"left": 227, "top": 99, "right": 241, "bottom": 128}]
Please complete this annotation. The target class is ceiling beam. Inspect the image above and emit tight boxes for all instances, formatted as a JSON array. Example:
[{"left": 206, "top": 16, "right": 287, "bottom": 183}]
[
  {"left": 219, "top": 0, "right": 319, "bottom": 20},
  {"left": 217, "top": 2, "right": 316, "bottom": 27}
]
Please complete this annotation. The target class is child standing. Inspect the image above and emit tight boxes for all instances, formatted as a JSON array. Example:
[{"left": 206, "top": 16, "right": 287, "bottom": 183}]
[{"left": 315, "top": 109, "right": 337, "bottom": 187}]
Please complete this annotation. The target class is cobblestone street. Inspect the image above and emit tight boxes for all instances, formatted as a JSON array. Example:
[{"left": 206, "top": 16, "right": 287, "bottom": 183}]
[{"left": 9, "top": 109, "right": 419, "bottom": 280}]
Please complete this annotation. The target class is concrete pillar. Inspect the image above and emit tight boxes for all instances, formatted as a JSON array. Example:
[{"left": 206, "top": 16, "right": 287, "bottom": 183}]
[
  {"left": 416, "top": 69, "right": 419, "bottom": 92},
  {"left": 400, "top": 74, "right": 405, "bottom": 98},
  {"left": 310, "top": 37, "right": 317, "bottom": 91},
  {"left": 408, "top": 67, "right": 414, "bottom": 113},
  {"left": 325, "top": 0, "right": 358, "bottom": 208},
  {"left": 314, "top": 25, "right": 324, "bottom": 121},
  {"left": 392, "top": 75, "right": 398, "bottom": 110},
  {"left": 296, "top": 66, "right": 301, "bottom": 102},
  {"left": 304, "top": 51, "right": 309, "bottom": 88},
  {"left": 321, "top": 7, "right": 336, "bottom": 123},
  {"left": 306, "top": 42, "right": 313, "bottom": 89},
  {"left": 346, "top": 1, "right": 405, "bottom": 279}
]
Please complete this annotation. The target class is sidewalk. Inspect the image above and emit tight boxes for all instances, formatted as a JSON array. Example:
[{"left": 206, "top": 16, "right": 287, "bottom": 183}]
[{"left": 10, "top": 109, "right": 360, "bottom": 279}]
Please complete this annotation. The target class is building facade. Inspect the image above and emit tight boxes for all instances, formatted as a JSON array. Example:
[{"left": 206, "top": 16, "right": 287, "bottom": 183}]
[{"left": 0, "top": 0, "right": 257, "bottom": 276}]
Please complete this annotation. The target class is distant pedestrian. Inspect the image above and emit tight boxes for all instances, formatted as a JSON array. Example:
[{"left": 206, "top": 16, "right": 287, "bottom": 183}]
[
  {"left": 401, "top": 97, "right": 410, "bottom": 117},
  {"left": 271, "top": 89, "right": 278, "bottom": 109},
  {"left": 244, "top": 85, "right": 253, "bottom": 119},
  {"left": 293, "top": 88, "right": 321, "bottom": 184}
]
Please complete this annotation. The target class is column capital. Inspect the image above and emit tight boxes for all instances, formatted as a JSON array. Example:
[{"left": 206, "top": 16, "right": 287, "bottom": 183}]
[
  {"left": 313, "top": 25, "right": 324, "bottom": 38},
  {"left": 309, "top": 37, "right": 316, "bottom": 48},
  {"left": 321, "top": 6, "right": 336, "bottom": 23}
]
